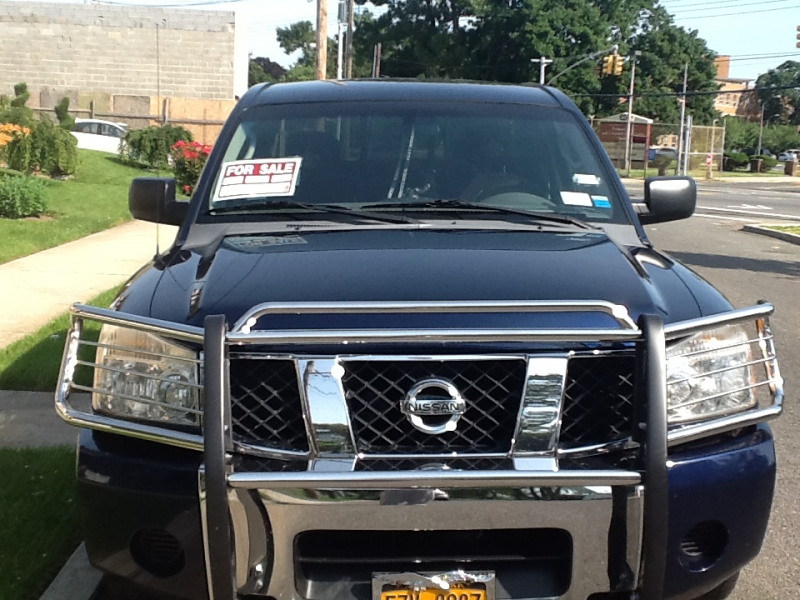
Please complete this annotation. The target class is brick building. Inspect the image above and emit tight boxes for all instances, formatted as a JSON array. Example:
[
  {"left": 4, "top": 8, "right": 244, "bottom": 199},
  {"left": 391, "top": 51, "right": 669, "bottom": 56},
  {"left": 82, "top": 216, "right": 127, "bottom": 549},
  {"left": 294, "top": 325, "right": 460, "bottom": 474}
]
[{"left": 713, "top": 56, "right": 759, "bottom": 120}]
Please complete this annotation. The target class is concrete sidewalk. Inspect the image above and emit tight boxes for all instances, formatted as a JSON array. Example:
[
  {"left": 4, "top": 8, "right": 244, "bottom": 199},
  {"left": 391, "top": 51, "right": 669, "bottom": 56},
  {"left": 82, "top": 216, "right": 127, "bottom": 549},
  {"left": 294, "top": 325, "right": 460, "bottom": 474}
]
[{"left": 0, "top": 220, "right": 177, "bottom": 349}]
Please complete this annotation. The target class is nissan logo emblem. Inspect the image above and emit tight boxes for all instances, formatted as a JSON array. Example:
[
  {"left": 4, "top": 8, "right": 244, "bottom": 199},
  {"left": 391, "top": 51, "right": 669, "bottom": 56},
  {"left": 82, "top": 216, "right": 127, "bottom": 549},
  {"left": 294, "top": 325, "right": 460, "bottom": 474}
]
[{"left": 401, "top": 378, "right": 467, "bottom": 435}]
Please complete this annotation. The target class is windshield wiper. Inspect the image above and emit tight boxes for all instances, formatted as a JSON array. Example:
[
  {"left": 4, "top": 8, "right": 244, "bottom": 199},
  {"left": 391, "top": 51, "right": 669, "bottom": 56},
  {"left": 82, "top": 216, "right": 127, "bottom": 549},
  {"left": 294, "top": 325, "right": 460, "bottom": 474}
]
[
  {"left": 210, "top": 199, "right": 417, "bottom": 225},
  {"left": 362, "top": 198, "right": 599, "bottom": 230}
]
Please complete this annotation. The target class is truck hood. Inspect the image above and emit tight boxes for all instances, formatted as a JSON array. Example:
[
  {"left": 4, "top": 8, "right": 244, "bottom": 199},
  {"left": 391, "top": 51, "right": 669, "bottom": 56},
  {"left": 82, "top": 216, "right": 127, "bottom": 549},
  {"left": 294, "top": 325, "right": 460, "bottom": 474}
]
[{"left": 121, "top": 228, "right": 723, "bottom": 332}]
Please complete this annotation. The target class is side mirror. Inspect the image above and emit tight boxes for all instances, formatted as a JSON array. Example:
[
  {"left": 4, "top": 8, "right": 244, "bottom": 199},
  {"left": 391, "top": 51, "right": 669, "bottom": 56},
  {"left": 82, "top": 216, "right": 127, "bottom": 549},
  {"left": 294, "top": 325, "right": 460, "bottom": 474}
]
[
  {"left": 638, "top": 176, "right": 696, "bottom": 225},
  {"left": 129, "top": 178, "right": 189, "bottom": 226}
]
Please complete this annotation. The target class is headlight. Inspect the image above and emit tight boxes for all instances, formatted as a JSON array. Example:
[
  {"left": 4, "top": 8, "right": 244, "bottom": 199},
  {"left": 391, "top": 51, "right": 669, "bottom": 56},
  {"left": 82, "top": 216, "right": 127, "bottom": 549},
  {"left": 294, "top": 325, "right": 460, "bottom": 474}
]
[
  {"left": 92, "top": 325, "right": 202, "bottom": 427},
  {"left": 666, "top": 323, "right": 758, "bottom": 424}
]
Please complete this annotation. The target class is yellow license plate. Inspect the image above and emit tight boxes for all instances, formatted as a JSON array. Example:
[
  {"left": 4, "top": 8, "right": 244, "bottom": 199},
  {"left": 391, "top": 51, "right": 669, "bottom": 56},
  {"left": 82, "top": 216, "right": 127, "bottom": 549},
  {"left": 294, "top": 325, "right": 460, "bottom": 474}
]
[{"left": 381, "top": 588, "right": 487, "bottom": 600}]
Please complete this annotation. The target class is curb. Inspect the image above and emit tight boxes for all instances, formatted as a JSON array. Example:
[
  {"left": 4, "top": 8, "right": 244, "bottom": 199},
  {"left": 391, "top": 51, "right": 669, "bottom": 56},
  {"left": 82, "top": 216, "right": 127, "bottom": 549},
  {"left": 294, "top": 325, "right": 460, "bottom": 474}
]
[
  {"left": 742, "top": 224, "right": 800, "bottom": 246},
  {"left": 39, "top": 543, "right": 102, "bottom": 600}
]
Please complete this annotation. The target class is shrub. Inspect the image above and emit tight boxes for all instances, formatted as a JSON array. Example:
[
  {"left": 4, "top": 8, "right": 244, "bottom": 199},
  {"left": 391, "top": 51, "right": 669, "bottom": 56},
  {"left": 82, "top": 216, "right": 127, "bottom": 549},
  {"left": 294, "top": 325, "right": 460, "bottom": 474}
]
[
  {"left": 0, "top": 174, "right": 47, "bottom": 218},
  {"left": 5, "top": 116, "right": 79, "bottom": 177},
  {"left": 54, "top": 97, "right": 75, "bottom": 130},
  {"left": 723, "top": 151, "right": 749, "bottom": 171},
  {"left": 751, "top": 155, "right": 778, "bottom": 172},
  {"left": 170, "top": 140, "right": 212, "bottom": 196},
  {"left": 121, "top": 124, "right": 192, "bottom": 169},
  {"left": 0, "top": 83, "right": 35, "bottom": 127}
]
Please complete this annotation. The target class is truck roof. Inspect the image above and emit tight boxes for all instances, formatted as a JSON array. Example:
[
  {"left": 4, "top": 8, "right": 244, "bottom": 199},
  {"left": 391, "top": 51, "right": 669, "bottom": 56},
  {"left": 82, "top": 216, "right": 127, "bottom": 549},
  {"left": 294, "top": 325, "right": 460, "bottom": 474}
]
[{"left": 241, "top": 79, "right": 569, "bottom": 109}]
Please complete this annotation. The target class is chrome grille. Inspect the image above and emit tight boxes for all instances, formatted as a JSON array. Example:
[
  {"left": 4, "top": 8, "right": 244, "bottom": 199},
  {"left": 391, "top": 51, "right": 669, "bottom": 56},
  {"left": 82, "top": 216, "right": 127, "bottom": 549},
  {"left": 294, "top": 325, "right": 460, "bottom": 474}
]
[
  {"left": 560, "top": 356, "right": 636, "bottom": 449},
  {"left": 342, "top": 359, "right": 526, "bottom": 454},
  {"left": 356, "top": 457, "right": 513, "bottom": 471},
  {"left": 229, "top": 358, "right": 309, "bottom": 452}
]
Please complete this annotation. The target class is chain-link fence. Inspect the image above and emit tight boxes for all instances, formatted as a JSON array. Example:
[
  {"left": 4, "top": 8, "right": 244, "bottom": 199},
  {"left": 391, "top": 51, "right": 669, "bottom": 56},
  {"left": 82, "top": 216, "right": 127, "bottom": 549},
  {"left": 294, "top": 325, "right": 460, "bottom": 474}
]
[{"left": 593, "top": 121, "right": 725, "bottom": 178}]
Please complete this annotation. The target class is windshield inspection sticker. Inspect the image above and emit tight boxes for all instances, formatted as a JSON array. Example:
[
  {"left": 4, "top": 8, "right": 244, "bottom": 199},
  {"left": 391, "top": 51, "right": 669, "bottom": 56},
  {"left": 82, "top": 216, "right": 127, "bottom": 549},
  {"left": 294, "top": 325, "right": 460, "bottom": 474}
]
[
  {"left": 591, "top": 195, "right": 612, "bottom": 209},
  {"left": 215, "top": 158, "right": 303, "bottom": 200},
  {"left": 560, "top": 191, "right": 593, "bottom": 207},
  {"left": 573, "top": 173, "right": 601, "bottom": 186}
]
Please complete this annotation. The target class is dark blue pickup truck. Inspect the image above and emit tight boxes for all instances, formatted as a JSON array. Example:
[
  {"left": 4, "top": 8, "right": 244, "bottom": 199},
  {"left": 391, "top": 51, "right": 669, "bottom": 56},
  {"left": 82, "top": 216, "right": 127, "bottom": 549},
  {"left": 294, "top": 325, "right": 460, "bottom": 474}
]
[{"left": 56, "top": 80, "right": 784, "bottom": 600}]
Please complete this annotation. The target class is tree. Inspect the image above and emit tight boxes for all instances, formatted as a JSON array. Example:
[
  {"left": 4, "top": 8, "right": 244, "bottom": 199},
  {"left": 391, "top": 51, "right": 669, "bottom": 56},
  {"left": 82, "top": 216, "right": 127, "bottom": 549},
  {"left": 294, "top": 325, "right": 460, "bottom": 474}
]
[
  {"left": 756, "top": 61, "right": 800, "bottom": 126},
  {"left": 276, "top": 20, "right": 339, "bottom": 81},
  {"left": 624, "top": 5, "right": 719, "bottom": 124},
  {"left": 350, "top": 1, "right": 719, "bottom": 122}
]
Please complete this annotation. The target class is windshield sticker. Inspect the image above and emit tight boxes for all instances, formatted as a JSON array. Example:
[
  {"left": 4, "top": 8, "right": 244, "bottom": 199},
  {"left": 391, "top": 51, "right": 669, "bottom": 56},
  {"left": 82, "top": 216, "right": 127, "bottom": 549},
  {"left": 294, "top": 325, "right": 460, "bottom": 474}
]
[
  {"left": 215, "top": 158, "right": 303, "bottom": 200},
  {"left": 591, "top": 195, "right": 612, "bottom": 208},
  {"left": 573, "top": 173, "right": 601, "bottom": 186},
  {"left": 560, "top": 191, "right": 593, "bottom": 207}
]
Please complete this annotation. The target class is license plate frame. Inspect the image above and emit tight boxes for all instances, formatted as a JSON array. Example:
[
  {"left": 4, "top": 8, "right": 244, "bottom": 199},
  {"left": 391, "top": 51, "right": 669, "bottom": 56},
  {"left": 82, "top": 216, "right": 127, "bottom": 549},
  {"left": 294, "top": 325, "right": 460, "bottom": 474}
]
[{"left": 372, "top": 571, "right": 496, "bottom": 600}]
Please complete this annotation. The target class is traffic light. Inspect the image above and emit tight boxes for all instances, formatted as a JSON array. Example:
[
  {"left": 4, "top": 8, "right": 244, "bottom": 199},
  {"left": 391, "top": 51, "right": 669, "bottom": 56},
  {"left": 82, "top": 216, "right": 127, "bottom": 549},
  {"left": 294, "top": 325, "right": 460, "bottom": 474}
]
[
  {"left": 613, "top": 54, "right": 624, "bottom": 76},
  {"left": 602, "top": 55, "right": 614, "bottom": 75},
  {"left": 602, "top": 53, "right": 625, "bottom": 76}
]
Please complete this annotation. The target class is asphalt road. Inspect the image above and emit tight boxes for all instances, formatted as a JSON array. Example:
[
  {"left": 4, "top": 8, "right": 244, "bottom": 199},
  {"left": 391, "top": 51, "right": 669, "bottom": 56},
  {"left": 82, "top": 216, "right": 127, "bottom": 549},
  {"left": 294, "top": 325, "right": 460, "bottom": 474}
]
[
  {"left": 645, "top": 198, "right": 800, "bottom": 599},
  {"left": 625, "top": 178, "right": 800, "bottom": 224}
]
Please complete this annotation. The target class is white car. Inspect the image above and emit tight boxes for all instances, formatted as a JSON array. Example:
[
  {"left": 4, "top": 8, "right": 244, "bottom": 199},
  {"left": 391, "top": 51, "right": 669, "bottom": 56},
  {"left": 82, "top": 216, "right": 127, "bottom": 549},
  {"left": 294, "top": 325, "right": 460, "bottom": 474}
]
[
  {"left": 778, "top": 149, "right": 800, "bottom": 162},
  {"left": 70, "top": 118, "right": 128, "bottom": 154}
]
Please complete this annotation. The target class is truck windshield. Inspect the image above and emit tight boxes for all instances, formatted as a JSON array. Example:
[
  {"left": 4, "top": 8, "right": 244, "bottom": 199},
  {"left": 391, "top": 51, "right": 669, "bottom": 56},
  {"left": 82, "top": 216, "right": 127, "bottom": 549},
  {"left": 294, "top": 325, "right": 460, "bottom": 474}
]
[{"left": 209, "top": 101, "right": 629, "bottom": 224}]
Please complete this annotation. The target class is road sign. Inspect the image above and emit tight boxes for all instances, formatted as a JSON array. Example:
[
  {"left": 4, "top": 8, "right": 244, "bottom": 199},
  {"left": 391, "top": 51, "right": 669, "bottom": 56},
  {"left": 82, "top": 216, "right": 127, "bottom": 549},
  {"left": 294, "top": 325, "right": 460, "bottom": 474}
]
[{"left": 706, "top": 153, "right": 713, "bottom": 166}]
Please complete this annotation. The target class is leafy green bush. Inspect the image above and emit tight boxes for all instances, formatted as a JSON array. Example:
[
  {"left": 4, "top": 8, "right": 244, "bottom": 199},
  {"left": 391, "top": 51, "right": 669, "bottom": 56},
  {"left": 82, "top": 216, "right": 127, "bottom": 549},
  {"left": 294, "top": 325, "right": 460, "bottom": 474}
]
[
  {"left": 0, "top": 174, "right": 47, "bottom": 218},
  {"left": 0, "top": 83, "right": 35, "bottom": 127},
  {"left": 723, "top": 151, "right": 749, "bottom": 171},
  {"left": 120, "top": 124, "right": 192, "bottom": 168},
  {"left": 6, "top": 117, "right": 79, "bottom": 177},
  {"left": 751, "top": 155, "right": 778, "bottom": 172},
  {"left": 54, "top": 97, "right": 74, "bottom": 130}
]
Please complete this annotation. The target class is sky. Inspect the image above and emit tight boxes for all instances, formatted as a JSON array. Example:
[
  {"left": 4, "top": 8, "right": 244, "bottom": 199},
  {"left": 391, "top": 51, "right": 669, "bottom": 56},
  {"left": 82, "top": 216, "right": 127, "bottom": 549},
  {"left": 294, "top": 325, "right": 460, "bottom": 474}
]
[{"left": 15, "top": 0, "right": 800, "bottom": 81}]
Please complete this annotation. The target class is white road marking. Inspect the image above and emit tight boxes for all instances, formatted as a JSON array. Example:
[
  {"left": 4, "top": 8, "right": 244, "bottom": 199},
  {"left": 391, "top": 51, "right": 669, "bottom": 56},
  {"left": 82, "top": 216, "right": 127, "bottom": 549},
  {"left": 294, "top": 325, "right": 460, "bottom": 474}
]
[
  {"left": 695, "top": 213, "right": 755, "bottom": 222},
  {"left": 735, "top": 204, "right": 772, "bottom": 210},
  {"left": 698, "top": 206, "right": 800, "bottom": 221}
]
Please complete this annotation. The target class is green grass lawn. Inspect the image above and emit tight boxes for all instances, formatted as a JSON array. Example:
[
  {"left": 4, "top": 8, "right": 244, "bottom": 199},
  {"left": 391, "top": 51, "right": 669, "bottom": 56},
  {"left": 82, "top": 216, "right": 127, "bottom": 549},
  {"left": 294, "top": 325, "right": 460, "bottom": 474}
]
[
  {"left": 0, "top": 447, "right": 82, "bottom": 600},
  {"left": 0, "top": 149, "right": 152, "bottom": 265},
  {"left": 766, "top": 225, "right": 800, "bottom": 235},
  {"left": 0, "top": 287, "right": 119, "bottom": 391}
]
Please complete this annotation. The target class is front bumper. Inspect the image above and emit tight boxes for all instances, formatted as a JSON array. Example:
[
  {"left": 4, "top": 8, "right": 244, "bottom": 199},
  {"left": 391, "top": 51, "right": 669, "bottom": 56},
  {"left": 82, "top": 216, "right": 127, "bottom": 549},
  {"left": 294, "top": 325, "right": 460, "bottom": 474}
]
[
  {"left": 60, "top": 300, "right": 783, "bottom": 600},
  {"left": 78, "top": 425, "right": 776, "bottom": 600}
]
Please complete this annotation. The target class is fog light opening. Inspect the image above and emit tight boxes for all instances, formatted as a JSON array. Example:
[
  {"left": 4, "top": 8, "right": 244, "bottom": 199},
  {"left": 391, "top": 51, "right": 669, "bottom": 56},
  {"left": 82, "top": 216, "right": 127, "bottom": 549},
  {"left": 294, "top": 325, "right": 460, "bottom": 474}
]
[
  {"left": 130, "top": 527, "right": 186, "bottom": 578},
  {"left": 679, "top": 520, "right": 729, "bottom": 571}
]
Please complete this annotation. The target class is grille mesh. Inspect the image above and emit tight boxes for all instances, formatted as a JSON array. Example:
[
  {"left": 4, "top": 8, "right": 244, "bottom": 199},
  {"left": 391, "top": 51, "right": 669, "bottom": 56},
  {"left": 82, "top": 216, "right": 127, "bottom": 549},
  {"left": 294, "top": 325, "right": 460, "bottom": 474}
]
[
  {"left": 229, "top": 358, "right": 309, "bottom": 452},
  {"left": 356, "top": 457, "right": 513, "bottom": 471},
  {"left": 560, "top": 356, "right": 636, "bottom": 449},
  {"left": 342, "top": 360, "right": 526, "bottom": 454}
]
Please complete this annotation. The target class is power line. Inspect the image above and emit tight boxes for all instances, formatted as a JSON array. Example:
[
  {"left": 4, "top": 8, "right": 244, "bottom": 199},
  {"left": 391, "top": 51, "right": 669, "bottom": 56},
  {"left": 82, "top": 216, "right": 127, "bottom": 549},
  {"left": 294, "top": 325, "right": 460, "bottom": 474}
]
[
  {"left": 569, "top": 83, "right": 799, "bottom": 99},
  {"left": 674, "top": 5, "right": 800, "bottom": 20},
  {"left": 669, "top": 0, "right": 793, "bottom": 14}
]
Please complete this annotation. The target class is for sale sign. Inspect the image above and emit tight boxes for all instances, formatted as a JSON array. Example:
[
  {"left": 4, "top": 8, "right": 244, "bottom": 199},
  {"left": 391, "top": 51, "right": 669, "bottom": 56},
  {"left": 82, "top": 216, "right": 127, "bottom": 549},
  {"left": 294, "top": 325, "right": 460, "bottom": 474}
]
[{"left": 214, "top": 158, "right": 303, "bottom": 200}]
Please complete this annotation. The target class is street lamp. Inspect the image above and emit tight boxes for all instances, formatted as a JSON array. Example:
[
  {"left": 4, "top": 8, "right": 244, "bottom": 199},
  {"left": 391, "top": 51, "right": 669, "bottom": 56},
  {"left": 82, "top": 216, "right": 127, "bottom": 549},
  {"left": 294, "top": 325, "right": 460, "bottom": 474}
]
[
  {"left": 757, "top": 100, "right": 780, "bottom": 156},
  {"left": 707, "top": 118, "right": 719, "bottom": 180}
]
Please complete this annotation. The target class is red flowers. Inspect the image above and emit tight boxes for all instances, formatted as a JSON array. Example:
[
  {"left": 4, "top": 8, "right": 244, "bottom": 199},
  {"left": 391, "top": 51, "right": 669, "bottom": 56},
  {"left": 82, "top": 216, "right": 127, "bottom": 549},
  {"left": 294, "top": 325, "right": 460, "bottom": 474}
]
[{"left": 170, "top": 140, "right": 212, "bottom": 197}]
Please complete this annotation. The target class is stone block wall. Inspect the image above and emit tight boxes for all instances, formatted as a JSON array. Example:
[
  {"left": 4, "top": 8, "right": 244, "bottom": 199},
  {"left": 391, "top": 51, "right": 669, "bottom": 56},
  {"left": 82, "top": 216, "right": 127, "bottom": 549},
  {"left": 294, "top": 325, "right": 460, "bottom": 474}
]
[{"left": 0, "top": 1, "right": 239, "bottom": 102}]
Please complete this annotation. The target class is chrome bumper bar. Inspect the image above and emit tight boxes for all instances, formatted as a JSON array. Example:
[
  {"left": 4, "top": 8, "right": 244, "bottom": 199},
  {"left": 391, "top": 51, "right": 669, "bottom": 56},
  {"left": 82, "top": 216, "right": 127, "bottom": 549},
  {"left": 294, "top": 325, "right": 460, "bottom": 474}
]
[{"left": 53, "top": 300, "right": 784, "bottom": 600}]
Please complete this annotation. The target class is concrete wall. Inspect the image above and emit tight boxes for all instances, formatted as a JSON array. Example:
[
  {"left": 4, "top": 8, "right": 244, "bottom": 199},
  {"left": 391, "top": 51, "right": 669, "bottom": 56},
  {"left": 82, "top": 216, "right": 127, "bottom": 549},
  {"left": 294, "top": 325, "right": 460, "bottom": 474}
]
[{"left": 0, "top": 1, "right": 242, "bottom": 101}]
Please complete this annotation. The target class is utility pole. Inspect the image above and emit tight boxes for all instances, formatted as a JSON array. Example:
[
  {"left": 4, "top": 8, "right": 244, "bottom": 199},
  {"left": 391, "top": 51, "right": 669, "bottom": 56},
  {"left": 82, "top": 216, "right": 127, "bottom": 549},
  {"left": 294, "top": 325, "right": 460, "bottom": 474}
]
[
  {"left": 624, "top": 51, "right": 641, "bottom": 177},
  {"left": 372, "top": 43, "right": 382, "bottom": 78},
  {"left": 345, "top": 0, "right": 355, "bottom": 78},
  {"left": 531, "top": 56, "right": 553, "bottom": 85},
  {"left": 675, "top": 63, "right": 688, "bottom": 175},
  {"left": 336, "top": 0, "right": 346, "bottom": 79},
  {"left": 757, "top": 104, "right": 765, "bottom": 156},
  {"left": 316, "top": 0, "right": 328, "bottom": 80}
]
